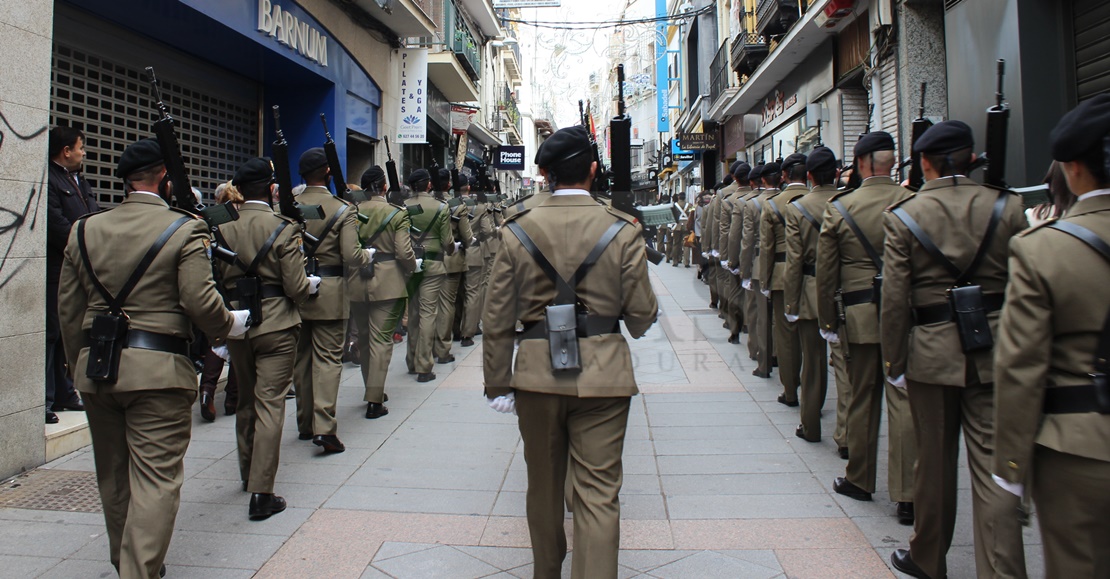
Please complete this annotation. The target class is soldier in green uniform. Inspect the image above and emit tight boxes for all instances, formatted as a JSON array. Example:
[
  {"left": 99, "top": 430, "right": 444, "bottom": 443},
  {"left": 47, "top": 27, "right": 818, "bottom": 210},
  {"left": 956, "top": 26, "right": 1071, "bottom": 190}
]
[
  {"left": 993, "top": 94, "right": 1110, "bottom": 577},
  {"left": 740, "top": 164, "right": 773, "bottom": 376},
  {"left": 404, "top": 169, "right": 456, "bottom": 382},
  {"left": 701, "top": 179, "right": 723, "bottom": 308},
  {"left": 461, "top": 176, "right": 495, "bottom": 346},
  {"left": 760, "top": 161, "right": 805, "bottom": 405},
  {"left": 291, "top": 148, "right": 371, "bottom": 452},
  {"left": 350, "top": 166, "right": 418, "bottom": 418},
  {"left": 717, "top": 162, "right": 747, "bottom": 343},
  {"left": 483, "top": 126, "right": 658, "bottom": 579},
  {"left": 882, "top": 121, "right": 1028, "bottom": 579},
  {"left": 433, "top": 168, "right": 471, "bottom": 364},
  {"left": 60, "top": 139, "right": 249, "bottom": 578}
]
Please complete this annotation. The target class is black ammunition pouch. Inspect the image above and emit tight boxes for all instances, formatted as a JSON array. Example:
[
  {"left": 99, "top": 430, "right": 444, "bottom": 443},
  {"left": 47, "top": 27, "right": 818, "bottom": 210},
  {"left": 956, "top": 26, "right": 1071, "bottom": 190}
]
[
  {"left": 305, "top": 256, "right": 319, "bottom": 276},
  {"left": 356, "top": 208, "right": 402, "bottom": 281},
  {"left": 358, "top": 261, "right": 375, "bottom": 280},
  {"left": 413, "top": 245, "right": 426, "bottom": 259},
  {"left": 948, "top": 285, "right": 994, "bottom": 353},
  {"left": 218, "top": 221, "right": 290, "bottom": 329},
  {"left": 544, "top": 304, "right": 581, "bottom": 373},
  {"left": 871, "top": 274, "right": 882, "bottom": 306},
  {"left": 86, "top": 313, "right": 128, "bottom": 383},
  {"left": 235, "top": 276, "right": 265, "bottom": 326}
]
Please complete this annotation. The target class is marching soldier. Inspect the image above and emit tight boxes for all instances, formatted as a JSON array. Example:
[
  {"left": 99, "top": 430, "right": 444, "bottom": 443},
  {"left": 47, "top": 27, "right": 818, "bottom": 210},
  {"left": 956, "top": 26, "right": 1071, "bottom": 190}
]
[
  {"left": 291, "top": 148, "right": 372, "bottom": 452},
  {"left": 993, "top": 94, "right": 1110, "bottom": 577},
  {"left": 433, "top": 169, "right": 471, "bottom": 365},
  {"left": 59, "top": 139, "right": 249, "bottom": 578},
  {"left": 405, "top": 169, "right": 456, "bottom": 382},
  {"left": 739, "top": 164, "right": 774, "bottom": 376},
  {"left": 759, "top": 161, "right": 804, "bottom": 404},
  {"left": 461, "top": 177, "right": 495, "bottom": 346},
  {"left": 717, "top": 162, "right": 747, "bottom": 343},
  {"left": 350, "top": 166, "right": 418, "bottom": 418},
  {"left": 670, "top": 192, "right": 693, "bottom": 267},
  {"left": 482, "top": 126, "right": 658, "bottom": 579},
  {"left": 701, "top": 178, "right": 724, "bottom": 308},
  {"left": 816, "top": 132, "right": 915, "bottom": 522},
  {"left": 881, "top": 121, "right": 1028, "bottom": 579}
]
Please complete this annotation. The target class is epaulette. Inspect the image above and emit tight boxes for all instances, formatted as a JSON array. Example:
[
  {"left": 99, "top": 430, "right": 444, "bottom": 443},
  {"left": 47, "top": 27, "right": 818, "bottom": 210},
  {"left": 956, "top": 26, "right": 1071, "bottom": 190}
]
[
  {"left": 606, "top": 204, "right": 639, "bottom": 225},
  {"left": 337, "top": 197, "right": 355, "bottom": 208},
  {"left": 168, "top": 206, "right": 201, "bottom": 219},
  {"left": 389, "top": 202, "right": 406, "bottom": 210},
  {"left": 1018, "top": 216, "right": 1059, "bottom": 237},
  {"left": 885, "top": 193, "right": 917, "bottom": 212},
  {"left": 275, "top": 213, "right": 300, "bottom": 224},
  {"left": 503, "top": 205, "right": 531, "bottom": 223}
]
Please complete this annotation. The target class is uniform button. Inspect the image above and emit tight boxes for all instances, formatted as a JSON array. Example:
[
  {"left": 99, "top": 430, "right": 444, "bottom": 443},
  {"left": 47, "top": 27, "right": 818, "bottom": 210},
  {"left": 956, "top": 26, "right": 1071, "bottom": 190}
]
[
  {"left": 885, "top": 362, "right": 891, "bottom": 368},
  {"left": 1007, "top": 461, "right": 1018, "bottom": 470}
]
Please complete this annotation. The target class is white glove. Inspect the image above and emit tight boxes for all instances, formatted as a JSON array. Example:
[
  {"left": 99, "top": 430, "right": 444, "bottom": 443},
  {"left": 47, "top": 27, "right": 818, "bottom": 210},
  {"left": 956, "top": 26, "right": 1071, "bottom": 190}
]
[
  {"left": 454, "top": 241, "right": 463, "bottom": 252},
  {"left": 742, "top": 279, "right": 752, "bottom": 290},
  {"left": 487, "top": 392, "right": 516, "bottom": 415},
  {"left": 711, "top": 250, "right": 720, "bottom": 258},
  {"left": 414, "top": 258, "right": 424, "bottom": 273},
  {"left": 888, "top": 374, "right": 907, "bottom": 389},
  {"left": 820, "top": 329, "right": 840, "bottom": 343},
  {"left": 761, "top": 289, "right": 770, "bottom": 298},
  {"left": 307, "top": 275, "right": 322, "bottom": 295},
  {"left": 992, "top": 474, "right": 1024, "bottom": 498},
  {"left": 228, "top": 309, "right": 251, "bottom": 338},
  {"left": 785, "top": 314, "right": 799, "bottom": 323},
  {"left": 731, "top": 268, "right": 741, "bottom": 275},
  {"left": 364, "top": 248, "right": 377, "bottom": 262},
  {"left": 701, "top": 252, "right": 710, "bottom": 258},
  {"left": 471, "top": 237, "right": 478, "bottom": 245},
  {"left": 211, "top": 344, "right": 230, "bottom": 361}
]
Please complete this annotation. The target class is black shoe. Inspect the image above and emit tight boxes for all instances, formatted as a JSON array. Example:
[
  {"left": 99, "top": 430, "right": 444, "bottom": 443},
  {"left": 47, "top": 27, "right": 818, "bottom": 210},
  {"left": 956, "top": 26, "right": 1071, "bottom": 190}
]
[
  {"left": 384, "top": 393, "right": 389, "bottom": 402},
  {"left": 833, "top": 477, "right": 873, "bottom": 501},
  {"left": 461, "top": 337, "right": 474, "bottom": 347},
  {"left": 160, "top": 563, "right": 166, "bottom": 577},
  {"left": 435, "top": 355, "right": 455, "bottom": 364},
  {"left": 407, "top": 369, "right": 417, "bottom": 375},
  {"left": 890, "top": 549, "right": 929, "bottom": 578},
  {"left": 795, "top": 426, "right": 819, "bottom": 442},
  {"left": 777, "top": 394, "right": 799, "bottom": 408},
  {"left": 709, "top": 302, "right": 718, "bottom": 309},
  {"left": 366, "top": 402, "right": 389, "bottom": 419},
  {"left": 771, "top": 356, "right": 779, "bottom": 368},
  {"left": 685, "top": 264, "right": 691, "bottom": 268},
  {"left": 45, "top": 411, "right": 59, "bottom": 424},
  {"left": 298, "top": 432, "right": 313, "bottom": 441},
  {"left": 838, "top": 446, "right": 849, "bottom": 460},
  {"left": 417, "top": 372, "right": 436, "bottom": 383},
  {"left": 224, "top": 403, "right": 237, "bottom": 416},
  {"left": 200, "top": 392, "right": 216, "bottom": 422},
  {"left": 52, "top": 399, "right": 85, "bottom": 412},
  {"left": 741, "top": 325, "right": 748, "bottom": 333},
  {"left": 313, "top": 434, "right": 346, "bottom": 454},
  {"left": 752, "top": 370, "right": 771, "bottom": 379},
  {"left": 727, "top": 334, "right": 740, "bottom": 344},
  {"left": 248, "top": 493, "right": 287, "bottom": 520},
  {"left": 897, "top": 502, "right": 915, "bottom": 526}
]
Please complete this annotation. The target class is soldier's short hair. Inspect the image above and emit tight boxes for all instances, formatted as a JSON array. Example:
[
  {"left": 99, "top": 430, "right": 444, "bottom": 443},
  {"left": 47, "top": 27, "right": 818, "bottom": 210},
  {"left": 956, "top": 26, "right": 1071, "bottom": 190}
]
[{"left": 923, "top": 147, "right": 973, "bottom": 177}]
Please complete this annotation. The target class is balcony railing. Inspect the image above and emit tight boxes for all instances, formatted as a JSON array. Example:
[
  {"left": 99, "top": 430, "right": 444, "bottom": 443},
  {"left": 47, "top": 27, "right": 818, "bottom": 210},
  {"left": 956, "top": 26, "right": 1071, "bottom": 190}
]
[
  {"left": 756, "top": 0, "right": 802, "bottom": 38},
  {"left": 731, "top": 31, "right": 769, "bottom": 77},
  {"left": 709, "top": 41, "right": 731, "bottom": 104},
  {"left": 499, "top": 83, "right": 522, "bottom": 137},
  {"left": 447, "top": 0, "right": 481, "bottom": 80}
]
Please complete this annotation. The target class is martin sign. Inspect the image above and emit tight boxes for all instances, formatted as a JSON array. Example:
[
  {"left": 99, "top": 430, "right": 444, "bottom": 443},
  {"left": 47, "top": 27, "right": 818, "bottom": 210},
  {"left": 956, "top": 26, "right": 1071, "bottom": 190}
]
[
  {"left": 258, "top": 0, "right": 329, "bottom": 67},
  {"left": 495, "top": 146, "right": 526, "bottom": 170}
]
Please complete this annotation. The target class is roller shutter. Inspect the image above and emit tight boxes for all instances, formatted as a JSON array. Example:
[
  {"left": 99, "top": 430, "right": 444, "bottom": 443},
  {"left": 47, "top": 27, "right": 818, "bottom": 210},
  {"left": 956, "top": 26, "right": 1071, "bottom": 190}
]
[{"left": 1074, "top": 0, "right": 1110, "bottom": 101}]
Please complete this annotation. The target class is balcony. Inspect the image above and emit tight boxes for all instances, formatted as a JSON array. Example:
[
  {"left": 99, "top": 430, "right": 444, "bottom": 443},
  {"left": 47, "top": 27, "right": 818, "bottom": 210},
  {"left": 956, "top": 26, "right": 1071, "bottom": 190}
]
[
  {"left": 756, "top": 0, "right": 802, "bottom": 38},
  {"left": 500, "top": 41, "right": 523, "bottom": 84},
  {"left": 351, "top": 0, "right": 435, "bottom": 37},
  {"left": 709, "top": 41, "right": 731, "bottom": 105},
  {"left": 731, "top": 32, "right": 770, "bottom": 78},
  {"left": 450, "top": 4, "right": 482, "bottom": 79},
  {"left": 425, "top": 0, "right": 481, "bottom": 102},
  {"left": 498, "top": 83, "right": 522, "bottom": 144}
]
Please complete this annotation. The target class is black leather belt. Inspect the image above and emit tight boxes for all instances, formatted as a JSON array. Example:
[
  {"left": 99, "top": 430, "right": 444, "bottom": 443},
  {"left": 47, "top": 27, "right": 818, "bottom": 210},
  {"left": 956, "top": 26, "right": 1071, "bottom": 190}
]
[
  {"left": 424, "top": 252, "right": 444, "bottom": 262},
  {"left": 1043, "top": 384, "right": 1110, "bottom": 414},
  {"left": 261, "top": 284, "right": 285, "bottom": 299},
  {"left": 913, "top": 293, "right": 1004, "bottom": 325},
  {"left": 774, "top": 252, "right": 786, "bottom": 262},
  {"left": 519, "top": 315, "right": 621, "bottom": 341},
  {"left": 315, "top": 265, "right": 345, "bottom": 277},
  {"left": 375, "top": 253, "right": 396, "bottom": 262},
  {"left": 802, "top": 263, "right": 816, "bottom": 276},
  {"left": 87, "top": 329, "right": 190, "bottom": 358},
  {"left": 841, "top": 288, "right": 875, "bottom": 307}
]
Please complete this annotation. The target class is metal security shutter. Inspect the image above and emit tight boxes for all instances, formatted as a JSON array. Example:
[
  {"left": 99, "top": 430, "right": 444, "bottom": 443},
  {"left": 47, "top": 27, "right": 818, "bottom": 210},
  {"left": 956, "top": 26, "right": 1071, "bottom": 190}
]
[
  {"left": 879, "top": 58, "right": 899, "bottom": 153},
  {"left": 1074, "top": 0, "right": 1110, "bottom": 101},
  {"left": 840, "top": 88, "right": 868, "bottom": 164},
  {"left": 50, "top": 44, "right": 259, "bottom": 207}
]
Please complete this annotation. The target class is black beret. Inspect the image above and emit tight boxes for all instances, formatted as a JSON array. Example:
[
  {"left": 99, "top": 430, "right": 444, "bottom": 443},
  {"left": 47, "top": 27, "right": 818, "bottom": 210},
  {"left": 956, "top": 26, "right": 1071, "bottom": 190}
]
[
  {"left": 733, "top": 161, "right": 752, "bottom": 178},
  {"left": 748, "top": 164, "right": 764, "bottom": 181},
  {"left": 762, "top": 161, "right": 781, "bottom": 175},
  {"left": 781, "top": 153, "right": 808, "bottom": 172},
  {"left": 360, "top": 166, "right": 385, "bottom": 189},
  {"left": 116, "top": 138, "right": 164, "bottom": 178},
  {"left": 432, "top": 168, "right": 452, "bottom": 189},
  {"left": 913, "top": 120, "right": 974, "bottom": 155},
  {"left": 729, "top": 160, "right": 742, "bottom": 175},
  {"left": 232, "top": 157, "right": 275, "bottom": 186},
  {"left": 535, "top": 125, "right": 591, "bottom": 167},
  {"left": 467, "top": 176, "right": 479, "bottom": 188},
  {"left": 1050, "top": 93, "right": 1110, "bottom": 162},
  {"left": 806, "top": 146, "right": 837, "bottom": 173},
  {"left": 407, "top": 168, "right": 430, "bottom": 186},
  {"left": 854, "top": 131, "right": 896, "bottom": 158},
  {"left": 298, "top": 147, "right": 329, "bottom": 176}
]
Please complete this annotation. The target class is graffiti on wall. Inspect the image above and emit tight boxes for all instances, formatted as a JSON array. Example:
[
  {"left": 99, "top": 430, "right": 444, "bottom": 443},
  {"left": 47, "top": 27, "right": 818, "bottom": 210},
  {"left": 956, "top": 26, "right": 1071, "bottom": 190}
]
[{"left": 0, "top": 108, "right": 48, "bottom": 291}]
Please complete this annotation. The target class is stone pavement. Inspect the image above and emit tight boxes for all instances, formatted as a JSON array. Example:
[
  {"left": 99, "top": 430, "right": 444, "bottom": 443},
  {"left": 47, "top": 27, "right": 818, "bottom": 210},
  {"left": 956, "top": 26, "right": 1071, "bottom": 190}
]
[{"left": 0, "top": 261, "right": 1045, "bottom": 578}]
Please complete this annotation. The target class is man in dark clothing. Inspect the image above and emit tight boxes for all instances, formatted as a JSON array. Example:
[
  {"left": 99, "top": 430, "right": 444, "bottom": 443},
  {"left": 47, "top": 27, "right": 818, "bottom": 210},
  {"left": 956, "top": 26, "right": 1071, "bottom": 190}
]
[{"left": 46, "top": 126, "right": 99, "bottom": 423}]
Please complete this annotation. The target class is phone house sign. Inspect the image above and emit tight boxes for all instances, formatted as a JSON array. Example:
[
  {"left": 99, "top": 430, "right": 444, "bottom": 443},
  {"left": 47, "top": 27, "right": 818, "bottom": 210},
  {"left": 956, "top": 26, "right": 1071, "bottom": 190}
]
[{"left": 258, "top": 0, "right": 329, "bottom": 67}]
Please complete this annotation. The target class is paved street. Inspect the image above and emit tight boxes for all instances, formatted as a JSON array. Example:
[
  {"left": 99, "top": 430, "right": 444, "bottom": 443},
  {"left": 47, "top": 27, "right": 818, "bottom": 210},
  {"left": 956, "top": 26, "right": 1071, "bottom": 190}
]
[{"left": 0, "top": 262, "right": 1044, "bottom": 578}]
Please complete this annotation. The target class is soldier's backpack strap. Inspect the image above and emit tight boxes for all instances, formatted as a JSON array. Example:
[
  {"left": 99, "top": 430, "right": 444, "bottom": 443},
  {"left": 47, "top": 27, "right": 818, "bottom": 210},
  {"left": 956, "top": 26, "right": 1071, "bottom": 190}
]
[
  {"left": 832, "top": 200, "right": 882, "bottom": 271},
  {"left": 77, "top": 215, "right": 191, "bottom": 315},
  {"left": 505, "top": 219, "right": 627, "bottom": 305},
  {"left": 891, "top": 189, "right": 1008, "bottom": 285},
  {"left": 767, "top": 199, "right": 786, "bottom": 226},
  {"left": 361, "top": 208, "right": 403, "bottom": 249},
  {"left": 790, "top": 200, "right": 820, "bottom": 230},
  {"left": 304, "top": 203, "right": 347, "bottom": 259}
]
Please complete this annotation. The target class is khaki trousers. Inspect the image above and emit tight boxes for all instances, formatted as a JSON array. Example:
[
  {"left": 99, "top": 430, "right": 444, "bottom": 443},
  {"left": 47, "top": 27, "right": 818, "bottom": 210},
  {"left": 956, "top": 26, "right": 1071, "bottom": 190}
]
[
  {"left": 797, "top": 319, "right": 827, "bottom": 440},
  {"left": 830, "top": 340, "right": 851, "bottom": 449},
  {"left": 516, "top": 390, "right": 631, "bottom": 579},
  {"left": 461, "top": 265, "right": 484, "bottom": 338},
  {"left": 717, "top": 266, "right": 733, "bottom": 320},
  {"left": 229, "top": 328, "right": 297, "bottom": 494},
  {"left": 1034, "top": 446, "right": 1110, "bottom": 577},
  {"left": 434, "top": 272, "right": 462, "bottom": 359},
  {"left": 669, "top": 232, "right": 688, "bottom": 265},
  {"left": 707, "top": 263, "right": 719, "bottom": 307},
  {"left": 405, "top": 272, "right": 444, "bottom": 374},
  {"left": 293, "top": 318, "right": 345, "bottom": 436},
  {"left": 771, "top": 290, "right": 801, "bottom": 400},
  {"left": 727, "top": 274, "right": 745, "bottom": 336},
  {"left": 744, "top": 284, "right": 760, "bottom": 361},
  {"left": 353, "top": 299, "right": 405, "bottom": 404},
  {"left": 844, "top": 344, "right": 911, "bottom": 496},
  {"left": 85, "top": 388, "right": 194, "bottom": 579},
  {"left": 907, "top": 378, "right": 1027, "bottom": 579},
  {"left": 752, "top": 281, "right": 773, "bottom": 375}
]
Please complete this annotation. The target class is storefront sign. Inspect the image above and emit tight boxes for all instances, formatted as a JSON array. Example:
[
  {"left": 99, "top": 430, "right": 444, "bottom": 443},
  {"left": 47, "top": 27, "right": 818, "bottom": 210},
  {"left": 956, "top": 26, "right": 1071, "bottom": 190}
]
[
  {"left": 451, "top": 105, "right": 478, "bottom": 135},
  {"left": 258, "top": 0, "right": 329, "bottom": 67},
  {"left": 677, "top": 132, "right": 716, "bottom": 151},
  {"left": 496, "top": 146, "right": 526, "bottom": 170},
  {"left": 396, "top": 49, "right": 428, "bottom": 143},
  {"left": 762, "top": 90, "right": 798, "bottom": 126}
]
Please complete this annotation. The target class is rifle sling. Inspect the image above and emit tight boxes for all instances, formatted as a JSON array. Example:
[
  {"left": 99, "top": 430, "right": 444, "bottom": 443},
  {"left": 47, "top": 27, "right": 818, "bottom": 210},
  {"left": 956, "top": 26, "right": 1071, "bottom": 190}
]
[
  {"left": 891, "top": 189, "right": 1008, "bottom": 285},
  {"left": 1046, "top": 220, "right": 1110, "bottom": 376},
  {"left": 767, "top": 199, "right": 786, "bottom": 227},
  {"left": 506, "top": 220, "right": 627, "bottom": 306},
  {"left": 832, "top": 200, "right": 883, "bottom": 271},
  {"left": 215, "top": 221, "right": 290, "bottom": 276},
  {"left": 414, "top": 204, "right": 445, "bottom": 247},
  {"left": 304, "top": 204, "right": 347, "bottom": 259},
  {"left": 362, "top": 208, "right": 403, "bottom": 249},
  {"left": 790, "top": 200, "right": 820, "bottom": 230}
]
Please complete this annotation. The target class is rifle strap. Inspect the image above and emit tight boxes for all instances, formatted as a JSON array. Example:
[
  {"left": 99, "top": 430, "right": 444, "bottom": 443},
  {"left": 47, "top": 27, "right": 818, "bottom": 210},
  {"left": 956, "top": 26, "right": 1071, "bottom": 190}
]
[
  {"left": 362, "top": 208, "right": 402, "bottom": 249},
  {"left": 790, "top": 200, "right": 820, "bottom": 230},
  {"left": 506, "top": 220, "right": 627, "bottom": 305},
  {"left": 891, "top": 189, "right": 1007, "bottom": 285},
  {"left": 832, "top": 200, "right": 883, "bottom": 271},
  {"left": 767, "top": 199, "right": 786, "bottom": 226},
  {"left": 1046, "top": 220, "right": 1110, "bottom": 375},
  {"left": 304, "top": 204, "right": 347, "bottom": 258},
  {"left": 414, "top": 204, "right": 445, "bottom": 246},
  {"left": 77, "top": 214, "right": 191, "bottom": 315}
]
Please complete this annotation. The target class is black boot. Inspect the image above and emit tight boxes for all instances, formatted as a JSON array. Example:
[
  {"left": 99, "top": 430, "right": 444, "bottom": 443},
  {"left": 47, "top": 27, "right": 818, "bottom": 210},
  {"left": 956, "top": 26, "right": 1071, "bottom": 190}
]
[{"left": 248, "top": 493, "right": 287, "bottom": 520}]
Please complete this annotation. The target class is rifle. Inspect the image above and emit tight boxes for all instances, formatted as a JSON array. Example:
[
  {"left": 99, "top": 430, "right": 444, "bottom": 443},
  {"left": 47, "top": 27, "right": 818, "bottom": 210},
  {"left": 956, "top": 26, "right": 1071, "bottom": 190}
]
[
  {"left": 320, "top": 113, "right": 363, "bottom": 202},
  {"left": 776, "top": 140, "right": 783, "bottom": 164},
  {"left": 272, "top": 106, "right": 322, "bottom": 243},
  {"left": 982, "top": 59, "right": 1009, "bottom": 187},
  {"left": 906, "top": 83, "right": 932, "bottom": 191},
  {"left": 384, "top": 138, "right": 403, "bottom": 205},
  {"left": 145, "top": 66, "right": 238, "bottom": 264}
]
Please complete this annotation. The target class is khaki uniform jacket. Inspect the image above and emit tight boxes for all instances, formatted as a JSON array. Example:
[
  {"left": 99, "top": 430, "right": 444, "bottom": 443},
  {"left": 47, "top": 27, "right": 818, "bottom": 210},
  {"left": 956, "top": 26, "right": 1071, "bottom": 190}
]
[
  {"left": 759, "top": 185, "right": 808, "bottom": 290},
  {"left": 59, "top": 193, "right": 234, "bottom": 393},
  {"left": 739, "top": 188, "right": 771, "bottom": 280},
  {"left": 703, "top": 194, "right": 721, "bottom": 253},
  {"left": 349, "top": 196, "right": 417, "bottom": 302},
  {"left": 483, "top": 194, "right": 658, "bottom": 398},
  {"left": 297, "top": 186, "right": 371, "bottom": 320},
  {"left": 407, "top": 191, "right": 456, "bottom": 277},
  {"left": 993, "top": 194, "right": 1110, "bottom": 483},
  {"left": 816, "top": 177, "right": 912, "bottom": 343},
  {"left": 444, "top": 201, "right": 473, "bottom": 274},
  {"left": 673, "top": 202, "right": 693, "bottom": 233},
  {"left": 714, "top": 183, "right": 740, "bottom": 256},
  {"left": 784, "top": 185, "right": 838, "bottom": 319},
  {"left": 727, "top": 190, "right": 756, "bottom": 267},
  {"left": 216, "top": 202, "right": 312, "bottom": 339},
  {"left": 879, "top": 177, "right": 1027, "bottom": 385},
  {"left": 468, "top": 202, "right": 494, "bottom": 266}
]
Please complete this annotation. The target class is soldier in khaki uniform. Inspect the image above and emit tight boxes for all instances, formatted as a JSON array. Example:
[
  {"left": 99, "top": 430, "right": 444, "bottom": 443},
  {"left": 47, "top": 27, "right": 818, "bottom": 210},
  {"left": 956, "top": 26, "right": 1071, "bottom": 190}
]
[
  {"left": 216, "top": 157, "right": 314, "bottom": 520},
  {"left": 740, "top": 164, "right": 773, "bottom": 376},
  {"left": 881, "top": 122, "right": 1028, "bottom": 579},
  {"left": 292, "top": 148, "right": 372, "bottom": 452},
  {"left": 816, "top": 133, "right": 915, "bottom": 522},
  {"left": 993, "top": 95, "right": 1110, "bottom": 577},
  {"left": 483, "top": 126, "right": 658, "bottom": 579},
  {"left": 760, "top": 162, "right": 805, "bottom": 404},
  {"left": 711, "top": 177, "right": 735, "bottom": 317},
  {"left": 783, "top": 150, "right": 837, "bottom": 443},
  {"left": 405, "top": 169, "right": 456, "bottom": 382},
  {"left": 670, "top": 192, "right": 693, "bottom": 267},
  {"left": 433, "top": 169, "right": 472, "bottom": 364},
  {"left": 350, "top": 166, "right": 418, "bottom": 418},
  {"left": 461, "top": 177, "right": 495, "bottom": 346},
  {"left": 717, "top": 162, "right": 748, "bottom": 342},
  {"left": 700, "top": 179, "right": 723, "bottom": 308},
  {"left": 730, "top": 165, "right": 760, "bottom": 360},
  {"left": 60, "top": 139, "right": 249, "bottom": 578}
]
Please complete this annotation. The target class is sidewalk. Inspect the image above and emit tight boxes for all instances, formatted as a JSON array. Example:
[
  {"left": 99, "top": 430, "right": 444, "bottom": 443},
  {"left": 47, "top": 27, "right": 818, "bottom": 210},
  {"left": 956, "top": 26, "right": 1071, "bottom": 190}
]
[{"left": 0, "top": 261, "right": 1044, "bottom": 578}]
